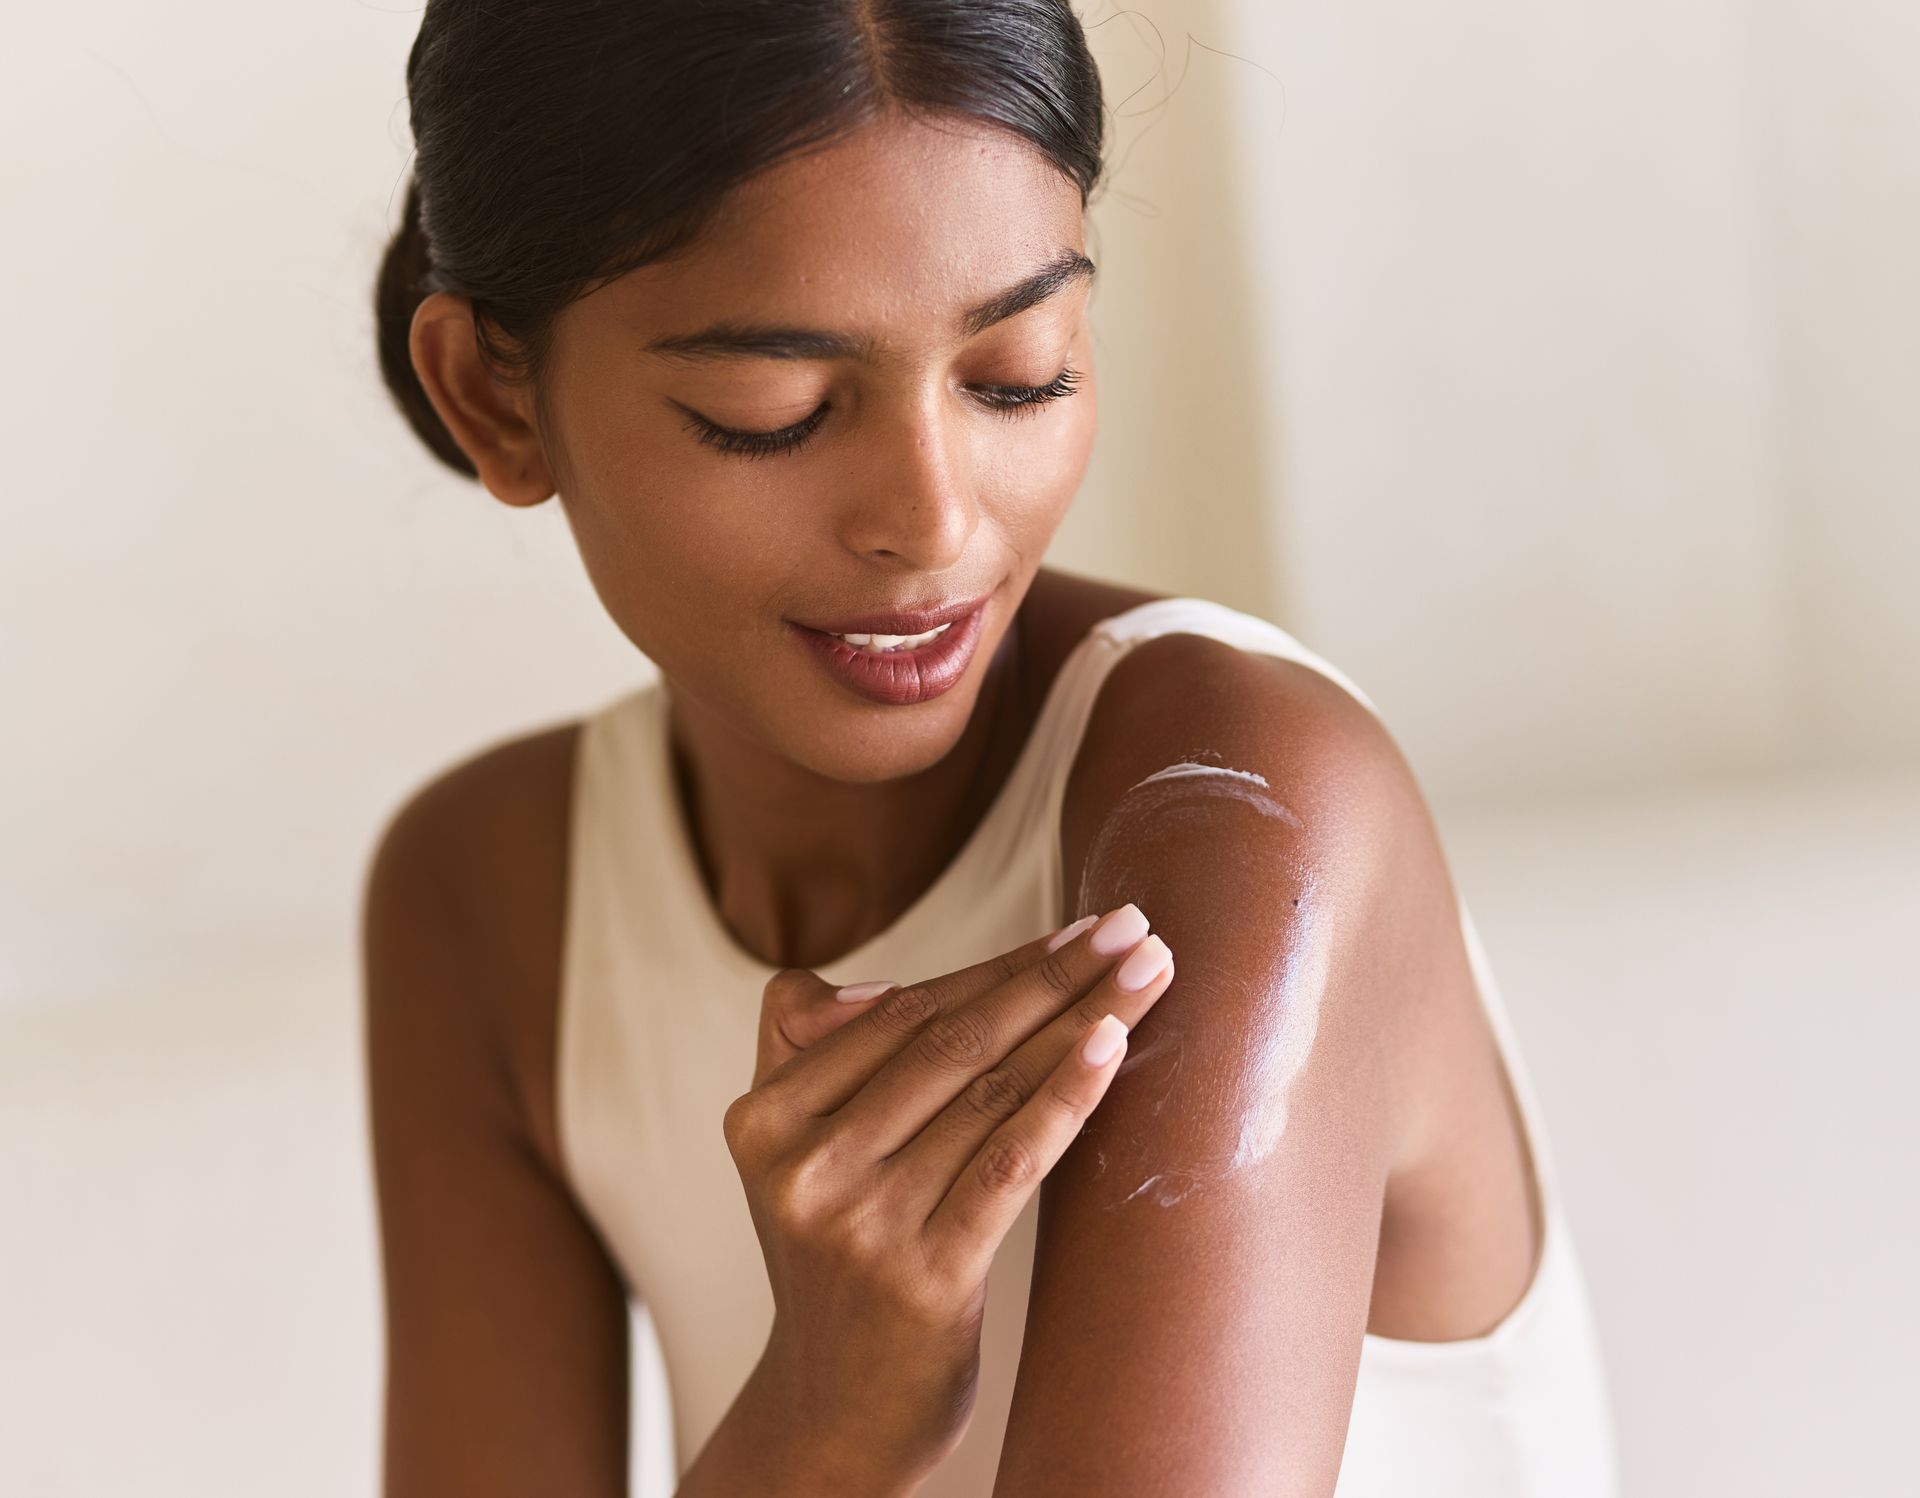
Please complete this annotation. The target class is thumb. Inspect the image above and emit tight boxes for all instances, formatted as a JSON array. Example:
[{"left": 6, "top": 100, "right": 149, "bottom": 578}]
[{"left": 753, "top": 967, "right": 900, "bottom": 1089}]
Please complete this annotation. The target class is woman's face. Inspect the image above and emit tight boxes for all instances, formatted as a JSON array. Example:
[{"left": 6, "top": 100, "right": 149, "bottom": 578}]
[{"left": 536, "top": 110, "right": 1097, "bottom": 783}]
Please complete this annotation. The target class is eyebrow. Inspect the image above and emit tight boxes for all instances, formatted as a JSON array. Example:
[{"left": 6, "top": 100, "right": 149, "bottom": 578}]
[{"left": 643, "top": 248, "right": 1096, "bottom": 364}]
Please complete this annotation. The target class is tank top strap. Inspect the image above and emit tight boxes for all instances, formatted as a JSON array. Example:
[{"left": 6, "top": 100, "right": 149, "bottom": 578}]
[
  {"left": 1093, "top": 596, "right": 1385, "bottom": 711},
  {"left": 1453, "top": 899, "right": 1566, "bottom": 1218}
]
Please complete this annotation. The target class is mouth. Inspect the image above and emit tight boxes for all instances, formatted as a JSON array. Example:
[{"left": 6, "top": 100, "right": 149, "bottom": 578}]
[{"left": 785, "top": 596, "right": 991, "bottom": 707}]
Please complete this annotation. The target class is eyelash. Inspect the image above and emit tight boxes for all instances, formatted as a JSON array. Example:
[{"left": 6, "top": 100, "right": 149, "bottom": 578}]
[{"left": 683, "top": 364, "right": 1085, "bottom": 461}]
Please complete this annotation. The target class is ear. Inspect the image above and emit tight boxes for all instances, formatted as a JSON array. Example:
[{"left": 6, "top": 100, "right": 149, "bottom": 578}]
[{"left": 408, "top": 291, "right": 557, "bottom": 507}]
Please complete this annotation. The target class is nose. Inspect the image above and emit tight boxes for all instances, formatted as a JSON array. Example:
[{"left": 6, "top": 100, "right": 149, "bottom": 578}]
[{"left": 837, "top": 390, "right": 979, "bottom": 570}]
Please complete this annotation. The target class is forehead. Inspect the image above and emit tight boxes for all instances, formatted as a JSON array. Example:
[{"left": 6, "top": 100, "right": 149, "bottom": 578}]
[{"left": 591, "top": 112, "right": 1087, "bottom": 343}]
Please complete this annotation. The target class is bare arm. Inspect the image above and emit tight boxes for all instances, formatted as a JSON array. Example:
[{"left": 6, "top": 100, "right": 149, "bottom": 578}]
[
  {"left": 364, "top": 741, "right": 933, "bottom": 1497},
  {"left": 990, "top": 636, "right": 1440, "bottom": 1495},
  {"left": 363, "top": 758, "right": 632, "bottom": 1497}
]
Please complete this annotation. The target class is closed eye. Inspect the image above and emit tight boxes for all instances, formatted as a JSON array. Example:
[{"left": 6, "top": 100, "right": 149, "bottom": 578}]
[{"left": 680, "top": 363, "right": 1085, "bottom": 461}]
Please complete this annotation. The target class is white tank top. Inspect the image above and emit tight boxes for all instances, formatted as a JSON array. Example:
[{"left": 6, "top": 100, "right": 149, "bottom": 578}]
[{"left": 558, "top": 595, "right": 1621, "bottom": 1496}]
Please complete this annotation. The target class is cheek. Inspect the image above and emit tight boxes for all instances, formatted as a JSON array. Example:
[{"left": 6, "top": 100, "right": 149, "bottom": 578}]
[
  {"left": 540, "top": 358, "right": 810, "bottom": 658},
  {"left": 1051, "top": 381, "right": 1099, "bottom": 489},
  {"left": 978, "top": 379, "right": 1097, "bottom": 535},
  {"left": 559, "top": 397, "right": 798, "bottom": 573},
  {"left": 557, "top": 448, "right": 794, "bottom": 666}
]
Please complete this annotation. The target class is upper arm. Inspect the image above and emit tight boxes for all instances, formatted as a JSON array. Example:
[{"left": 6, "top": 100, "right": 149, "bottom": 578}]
[
  {"left": 362, "top": 747, "right": 632, "bottom": 1498},
  {"left": 992, "top": 635, "right": 1439, "bottom": 1496}
]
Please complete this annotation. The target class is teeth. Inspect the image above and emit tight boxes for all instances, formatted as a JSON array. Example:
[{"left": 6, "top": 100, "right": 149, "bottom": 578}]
[{"left": 829, "top": 621, "right": 953, "bottom": 652}]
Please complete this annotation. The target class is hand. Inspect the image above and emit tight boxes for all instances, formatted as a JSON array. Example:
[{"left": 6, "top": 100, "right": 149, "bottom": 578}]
[{"left": 723, "top": 905, "right": 1177, "bottom": 1486}]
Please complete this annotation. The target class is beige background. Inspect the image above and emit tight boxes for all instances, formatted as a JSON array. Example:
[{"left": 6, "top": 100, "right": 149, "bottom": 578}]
[{"left": 3, "top": 2, "right": 1914, "bottom": 1493}]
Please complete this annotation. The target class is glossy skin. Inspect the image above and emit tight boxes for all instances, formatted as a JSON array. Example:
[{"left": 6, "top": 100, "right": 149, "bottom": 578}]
[{"left": 372, "top": 107, "right": 1543, "bottom": 1497}]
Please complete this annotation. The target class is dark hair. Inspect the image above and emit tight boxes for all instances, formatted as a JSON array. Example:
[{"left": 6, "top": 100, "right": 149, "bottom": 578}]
[{"left": 373, "top": 0, "right": 1109, "bottom": 481}]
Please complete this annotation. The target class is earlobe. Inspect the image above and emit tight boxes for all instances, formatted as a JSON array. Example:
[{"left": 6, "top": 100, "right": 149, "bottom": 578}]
[{"left": 409, "top": 291, "right": 555, "bottom": 505}]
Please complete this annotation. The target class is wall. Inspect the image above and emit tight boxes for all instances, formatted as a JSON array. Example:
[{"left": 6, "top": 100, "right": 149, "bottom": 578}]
[{"left": 1079, "top": 0, "right": 1919, "bottom": 807}]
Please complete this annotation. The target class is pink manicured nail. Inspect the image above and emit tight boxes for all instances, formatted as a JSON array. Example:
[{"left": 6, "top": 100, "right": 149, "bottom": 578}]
[
  {"left": 1114, "top": 935, "right": 1171, "bottom": 992},
  {"left": 1089, "top": 903, "right": 1149, "bottom": 957},
  {"left": 1044, "top": 914, "right": 1098, "bottom": 953},
  {"left": 835, "top": 980, "right": 897, "bottom": 1004},
  {"left": 1081, "top": 1012, "right": 1128, "bottom": 1066}
]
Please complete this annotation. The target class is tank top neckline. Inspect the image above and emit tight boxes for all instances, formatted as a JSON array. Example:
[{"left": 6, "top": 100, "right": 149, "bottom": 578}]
[
  {"left": 628, "top": 592, "right": 1565, "bottom": 1360},
  {"left": 641, "top": 595, "right": 1196, "bottom": 987}
]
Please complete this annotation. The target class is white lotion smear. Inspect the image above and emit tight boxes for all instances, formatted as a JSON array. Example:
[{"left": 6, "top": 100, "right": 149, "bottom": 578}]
[{"left": 1074, "top": 758, "right": 1327, "bottom": 1209}]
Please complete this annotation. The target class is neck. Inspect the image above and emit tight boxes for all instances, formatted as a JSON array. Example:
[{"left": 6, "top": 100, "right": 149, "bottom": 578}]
[{"left": 663, "top": 615, "right": 1030, "bottom": 971}]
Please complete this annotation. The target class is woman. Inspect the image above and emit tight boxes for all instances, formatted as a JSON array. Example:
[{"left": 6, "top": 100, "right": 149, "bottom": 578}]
[{"left": 363, "top": 3, "right": 1619, "bottom": 1494}]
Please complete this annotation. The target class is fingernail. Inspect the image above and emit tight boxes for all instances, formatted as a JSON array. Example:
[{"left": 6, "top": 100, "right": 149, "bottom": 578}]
[
  {"left": 1089, "top": 903, "right": 1149, "bottom": 957},
  {"left": 1044, "top": 914, "right": 1099, "bottom": 953},
  {"left": 835, "top": 980, "right": 897, "bottom": 1004},
  {"left": 1081, "top": 1012, "right": 1128, "bottom": 1066},
  {"left": 1114, "top": 935, "right": 1171, "bottom": 992}
]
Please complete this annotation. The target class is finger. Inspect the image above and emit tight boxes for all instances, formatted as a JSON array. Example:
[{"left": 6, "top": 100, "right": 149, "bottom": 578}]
[
  {"left": 886, "top": 933, "right": 1174, "bottom": 1221},
  {"left": 753, "top": 969, "right": 900, "bottom": 1090},
  {"left": 830, "top": 905, "right": 1161, "bottom": 1154},
  {"left": 923, "top": 1008, "right": 1133, "bottom": 1285},
  {"left": 753, "top": 909, "right": 1127, "bottom": 1117}
]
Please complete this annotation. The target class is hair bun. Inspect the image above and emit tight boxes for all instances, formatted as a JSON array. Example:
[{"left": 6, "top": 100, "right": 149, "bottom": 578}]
[{"left": 373, "top": 174, "right": 477, "bottom": 479}]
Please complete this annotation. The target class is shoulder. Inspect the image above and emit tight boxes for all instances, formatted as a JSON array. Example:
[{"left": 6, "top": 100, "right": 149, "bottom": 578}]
[
  {"left": 361, "top": 718, "right": 584, "bottom": 1166},
  {"left": 1054, "top": 623, "right": 1459, "bottom": 1129},
  {"left": 369, "top": 719, "right": 581, "bottom": 889},
  {"left": 1054, "top": 619, "right": 1466, "bottom": 1167},
  {"left": 364, "top": 720, "right": 581, "bottom": 989},
  {"left": 1061, "top": 626, "right": 1424, "bottom": 896}
]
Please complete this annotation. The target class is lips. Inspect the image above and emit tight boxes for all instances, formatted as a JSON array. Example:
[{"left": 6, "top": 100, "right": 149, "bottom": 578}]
[
  {"left": 788, "top": 592, "right": 993, "bottom": 638},
  {"left": 786, "top": 597, "right": 989, "bottom": 706}
]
